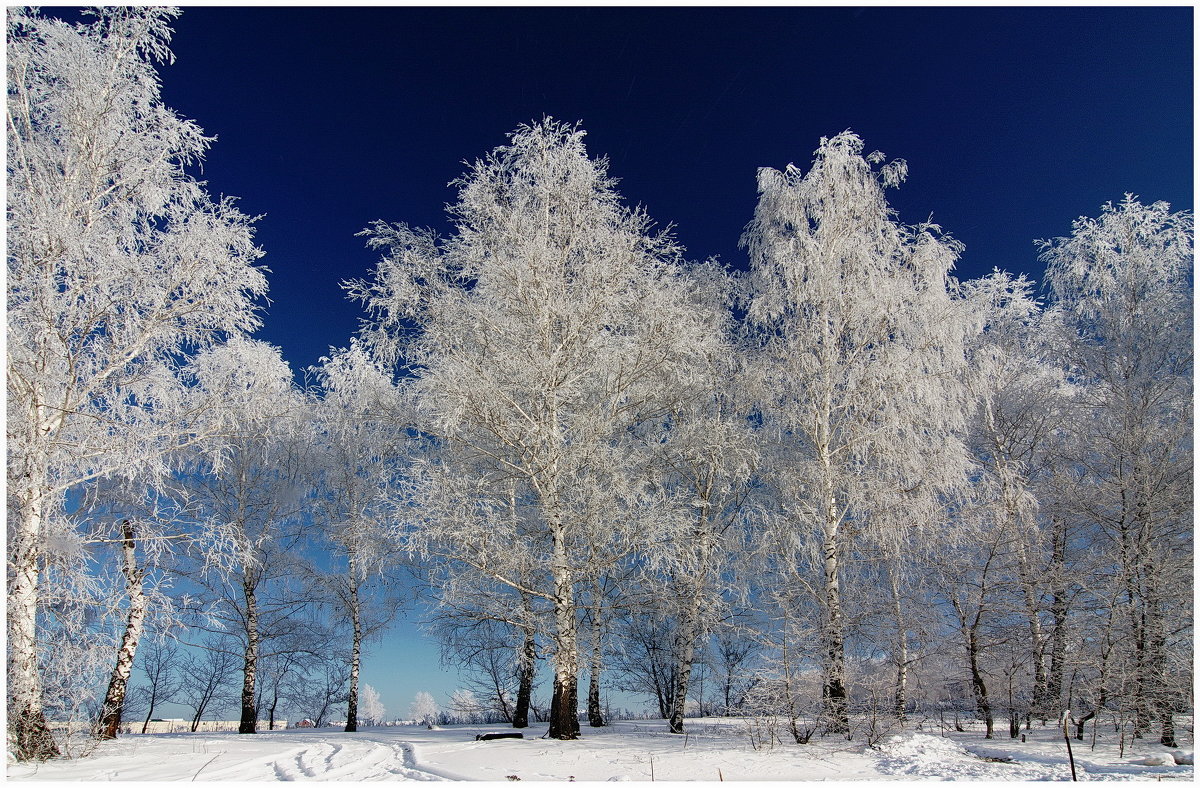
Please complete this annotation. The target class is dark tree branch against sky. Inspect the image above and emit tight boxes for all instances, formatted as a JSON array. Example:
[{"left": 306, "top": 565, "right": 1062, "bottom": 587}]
[{"left": 125, "top": 5, "right": 1192, "bottom": 375}]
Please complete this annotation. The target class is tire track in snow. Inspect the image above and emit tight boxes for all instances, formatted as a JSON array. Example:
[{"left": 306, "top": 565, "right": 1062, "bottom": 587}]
[{"left": 271, "top": 736, "right": 447, "bottom": 781}]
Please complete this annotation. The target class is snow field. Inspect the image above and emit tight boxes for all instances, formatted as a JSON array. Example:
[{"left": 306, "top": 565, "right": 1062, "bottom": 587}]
[{"left": 7, "top": 718, "right": 1193, "bottom": 782}]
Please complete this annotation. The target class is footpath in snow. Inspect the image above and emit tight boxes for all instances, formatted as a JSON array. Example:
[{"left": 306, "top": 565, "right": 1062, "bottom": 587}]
[{"left": 7, "top": 718, "right": 1194, "bottom": 781}]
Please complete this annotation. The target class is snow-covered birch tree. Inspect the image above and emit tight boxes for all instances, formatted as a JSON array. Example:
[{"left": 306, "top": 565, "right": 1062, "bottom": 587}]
[
  {"left": 358, "top": 684, "right": 386, "bottom": 726},
  {"left": 634, "top": 266, "right": 758, "bottom": 734},
  {"left": 175, "top": 339, "right": 314, "bottom": 736},
  {"left": 84, "top": 478, "right": 194, "bottom": 741},
  {"left": 310, "top": 343, "right": 407, "bottom": 733},
  {"left": 1039, "top": 196, "right": 1193, "bottom": 746},
  {"left": 6, "top": 7, "right": 266, "bottom": 760},
  {"left": 959, "top": 271, "right": 1073, "bottom": 725},
  {"left": 741, "top": 131, "right": 973, "bottom": 734},
  {"left": 350, "top": 118, "right": 723, "bottom": 739},
  {"left": 409, "top": 691, "right": 439, "bottom": 727}
]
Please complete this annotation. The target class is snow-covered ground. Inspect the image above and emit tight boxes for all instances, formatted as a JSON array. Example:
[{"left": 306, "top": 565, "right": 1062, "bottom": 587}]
[{"left": 7, "top": 718, "right": 1193, "bottom": 781}]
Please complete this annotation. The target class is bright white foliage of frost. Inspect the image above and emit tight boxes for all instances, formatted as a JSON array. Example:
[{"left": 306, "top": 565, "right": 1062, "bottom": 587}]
[
  {"left": 1039, "top": 196, "right": 1193, "bottom": 739},
  {"left": 408, "top": 691, "right": 439, "bottom": 727},
  {"left": 351, "top": 118, "right": 725, "bottom": 738},
  {"left": 6, "top": 7, "right": 266, "bottom": 759},
  {"left": 357, "top": 683, "right": 386, "bottom": 726},
  {"left": 741, "top": 131, "right": 974, "bottom": 731},
  {"left": 310, "top": 343, "right": 407, "bottom": 732}
]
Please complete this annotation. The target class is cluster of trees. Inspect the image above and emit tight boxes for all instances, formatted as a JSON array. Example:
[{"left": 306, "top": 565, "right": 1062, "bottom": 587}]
[
  {"left": 368, "top": 121, "right": 1191, "bottom": 745},
  {"left": 100, "top": 635, "right": 387, "bottom": 735},
  {"left": 6, "top": 8, "right": 403, "bottom": 759},
  {"left": 7, "top": 6, "right": 1192, "bottom": 762}
]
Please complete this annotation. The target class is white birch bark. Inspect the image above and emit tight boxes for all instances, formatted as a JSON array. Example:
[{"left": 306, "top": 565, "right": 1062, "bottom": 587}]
[
  {"left": 345, "top": 549, "right": 362, "bottom": 733},
  {"left": 96, "top": 521, "right": 148, "bottom": 739},
  {"left": 238, "top": 578, "right": 260, "bottom": 734}
]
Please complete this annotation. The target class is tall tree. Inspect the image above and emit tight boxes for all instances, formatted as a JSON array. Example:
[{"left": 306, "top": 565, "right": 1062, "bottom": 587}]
[
  {"left": 960, "top": 271, "right": 1072, "bottom": 724},
  {"left": 84, "top": 472, "right": 194, "bottom": 741},
  {"left": 95, "top": 518, "right": 148, "bottom": 739},
  {"left": 637, "top": 262, "right": 757, "bottom": 734},
  {"left": 1040, "top": 196, "right": 1193, "bottom": 746},
  {"left": 177, "top": 339, "right": 316, "bottom": 735},
  {"left": 741, "top": 131, "right": 972, "bottom": 734},
  {"left": 6, "top": 7, "right": 266, "bottom": 760},
  {"left": 310, "top": 343, "right": 406, "bottom": 732},
  {"left": 351, "top": 118, "right": 721, "bottom": 739}
]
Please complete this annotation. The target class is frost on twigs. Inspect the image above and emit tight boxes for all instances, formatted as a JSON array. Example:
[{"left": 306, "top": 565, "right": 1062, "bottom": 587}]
[
  {"left": 7, "top": 6, "right": 266, "bottom": 760},
  {"left": 742, "top": 130, "right": 972, "bottom": 735},
  {"left": 356, "top": 118, "right": 727, "bottom": 740},
  {"left": 1039, "top": 196, "right": 1192, "bottom": 746}
]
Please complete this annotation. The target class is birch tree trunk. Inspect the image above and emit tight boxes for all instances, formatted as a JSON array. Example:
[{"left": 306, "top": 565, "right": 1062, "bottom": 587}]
[
  {"left": 7, "top": 472, "right": 59, "bottom": 760},
  {"left": 668, "top": 509, "right": 714, "bottom": 735},
  {"left": 586, "top": 650, "right": 604, "bottom": 727},
  {"left": 1013, "top": 533, "right": 1048, "bottom": 725},
  {"left": 587, "top": 584, "right": 605, "bottom": 727},
  {"left": 513, "top": 612, "right": 536, "bottom": 728},
  {"left": 887, "top": 563, "right": 908, "bottom": 723},
  {"left": 239, "top": 579, "right": 259, "bottom": 734},
  {"left": 547, "top": 518, "right": 580, "bottom": 740},
  {"left": 668, "top": 595, "right": 700, "bottom": 734},
  {"left": 821, "top": 495, "right": 849, "bottom": 735},
  {"left": 995, "top": 457, "right": 1049, "bottom": 725},
  {"left": 1044, "top": 517, "right": 1069, "bottom": 721},
  {"left": 967, "top": 626, "right": 994, "bottom": 739},
  {"left": 97, "top": 521, "right": 148, "bottom": 739},
  {"left": 1140, "top": 549, "right": 1175, "bottom": 747},
  {"left": 345, "top": 549, "right": 362, "bottom": 733}
]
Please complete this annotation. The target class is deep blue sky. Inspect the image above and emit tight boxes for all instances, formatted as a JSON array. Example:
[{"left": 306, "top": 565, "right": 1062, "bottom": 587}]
[
  {"left": 50, "top": 5, "right": 1195, "bottom": 720},
  {"left": 149, "top": 6, "right": 1194, "bottom": 377}
]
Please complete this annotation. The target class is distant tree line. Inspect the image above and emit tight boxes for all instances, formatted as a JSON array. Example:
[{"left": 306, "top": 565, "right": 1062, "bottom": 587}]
[{"left": 7, "top": 7, "right": 1192, "bottom": 761}]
